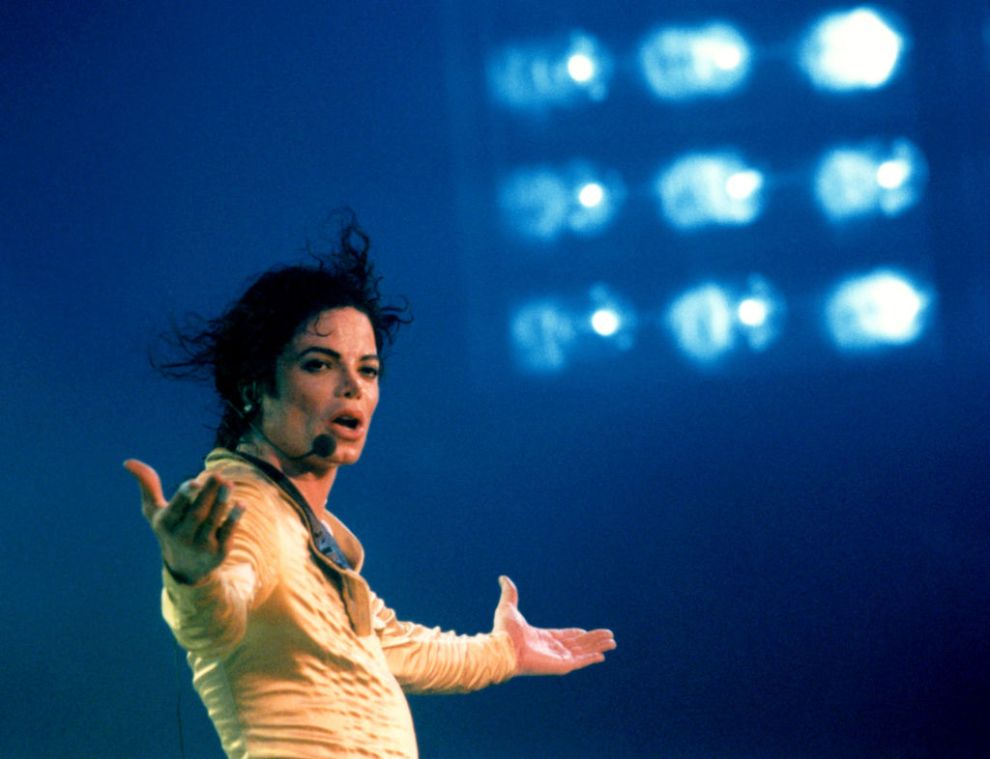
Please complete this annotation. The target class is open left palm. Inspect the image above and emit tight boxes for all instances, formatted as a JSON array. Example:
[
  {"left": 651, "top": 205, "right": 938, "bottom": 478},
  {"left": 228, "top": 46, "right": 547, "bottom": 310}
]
[{"left": 492, "top": 576, "right": 616, "bottom": 676}]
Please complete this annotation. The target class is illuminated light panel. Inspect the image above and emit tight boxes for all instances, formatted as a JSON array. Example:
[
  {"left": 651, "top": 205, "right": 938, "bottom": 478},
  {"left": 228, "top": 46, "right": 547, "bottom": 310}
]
[
  {"left": 510, "top": 300, "right": 577, "bottom": 372},
  {"left": 800, "top": 6, "right": 906, "bottom": 92},
  {"left": 639, "top": 22, "right": 752, "bottom": 100},
  {"left": 656, "top": 152, "right": 765, "bottom": 230},
  {"left": 814, "top": 138, "right": 926, "bottom": 221},
  {"left": 667, "top": 284, "right": 735, "bottom": 363},
  {"left": 489, "top": 31, "right": 612, "bottom": 111},
  {"left": 825, "top": 269, "right": 931, "bottom": 349}
]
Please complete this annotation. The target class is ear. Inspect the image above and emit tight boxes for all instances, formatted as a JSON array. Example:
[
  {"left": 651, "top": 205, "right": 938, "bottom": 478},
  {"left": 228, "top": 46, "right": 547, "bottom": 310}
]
[{"left": 239, "top": 381, "right": 260, "bottom": 413}]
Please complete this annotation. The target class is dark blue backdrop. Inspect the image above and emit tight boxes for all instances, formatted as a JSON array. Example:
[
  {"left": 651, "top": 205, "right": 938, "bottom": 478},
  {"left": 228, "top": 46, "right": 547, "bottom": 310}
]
[{"left": 2, "top": 2, "right": 988, "bottom": 757}]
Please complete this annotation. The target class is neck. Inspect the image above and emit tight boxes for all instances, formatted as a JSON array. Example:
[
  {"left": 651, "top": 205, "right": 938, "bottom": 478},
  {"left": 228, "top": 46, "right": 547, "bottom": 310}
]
[{"left": 237, "top": 435, "right": 338, "bottom": 515}]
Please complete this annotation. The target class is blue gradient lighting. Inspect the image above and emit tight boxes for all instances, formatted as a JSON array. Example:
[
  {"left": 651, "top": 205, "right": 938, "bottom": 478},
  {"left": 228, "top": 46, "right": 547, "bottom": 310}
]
[
  {"left": 667, "top": 284, "right": 735, "bottom": 363},
  {"left": 656, "top": 153, "right": 765, "bottom": 230},
  {"left": 814, "top": 139, "right": 926, "bottom": 221},
  {"left": 800, "top": 6, "right": 906, "bottom": 92},
  {"left": 510, "top": 299, "right": 577, "bottom": 372},
  {"left": 639, "top": 22, "right": 752, "bottom": 100},
  {"left": 825, "top": 270, "right": 931, "bottom": 349},
  {"left": 489, "top": 31, "right": 612, "bottom": 111}
]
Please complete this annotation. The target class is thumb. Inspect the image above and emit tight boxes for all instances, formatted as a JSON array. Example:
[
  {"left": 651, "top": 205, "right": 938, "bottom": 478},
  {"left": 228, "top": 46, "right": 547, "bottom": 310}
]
[
  {"left": 123, "top": 459, "right": 167, "bottom": 519},
  {"left": 498, "top": 575, "right": 519, "bottom": 608}
]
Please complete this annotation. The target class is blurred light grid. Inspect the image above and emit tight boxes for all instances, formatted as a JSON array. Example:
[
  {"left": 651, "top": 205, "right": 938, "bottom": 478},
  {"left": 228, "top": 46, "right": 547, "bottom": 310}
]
[{"left": 455, "top": 1, "right": 942, "bottom": 380}]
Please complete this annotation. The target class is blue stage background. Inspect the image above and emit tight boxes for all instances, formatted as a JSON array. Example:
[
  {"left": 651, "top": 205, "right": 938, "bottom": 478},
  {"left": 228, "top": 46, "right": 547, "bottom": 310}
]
[{"left": 2, "top": 2, "right": 988, "bottom": 757}]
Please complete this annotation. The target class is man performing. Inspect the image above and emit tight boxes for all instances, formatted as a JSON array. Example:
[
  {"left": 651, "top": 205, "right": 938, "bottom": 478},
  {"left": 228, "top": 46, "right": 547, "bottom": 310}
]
[{"left": 125, "top": 215, "right": 616, "bottom": 758}]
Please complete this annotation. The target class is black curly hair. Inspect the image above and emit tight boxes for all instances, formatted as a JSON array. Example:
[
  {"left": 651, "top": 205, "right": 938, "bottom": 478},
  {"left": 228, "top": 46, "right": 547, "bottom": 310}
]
[{"left": 156, "top": 211, "right": 411, "bottom": 449}]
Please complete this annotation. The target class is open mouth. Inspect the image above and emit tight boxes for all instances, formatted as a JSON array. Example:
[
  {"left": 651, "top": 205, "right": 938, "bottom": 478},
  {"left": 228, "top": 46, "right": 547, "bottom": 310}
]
[{"left": 332, "top": 415, "right": 360, "bottom": 430}]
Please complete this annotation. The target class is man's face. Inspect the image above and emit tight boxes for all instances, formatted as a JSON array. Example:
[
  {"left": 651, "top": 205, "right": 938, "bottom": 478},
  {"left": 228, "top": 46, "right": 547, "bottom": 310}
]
[{"left": 259, "top": 307, "right": 380, "bottom": 468}]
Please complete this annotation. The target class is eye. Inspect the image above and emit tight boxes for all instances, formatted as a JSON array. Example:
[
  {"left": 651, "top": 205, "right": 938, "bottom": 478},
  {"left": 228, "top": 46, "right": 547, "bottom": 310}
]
[
  {"left": 360, "top": 365, "right": 380, "bottom": 379},
  {"left": 302, "top": 359, "right": 331, "bottom": 373}
]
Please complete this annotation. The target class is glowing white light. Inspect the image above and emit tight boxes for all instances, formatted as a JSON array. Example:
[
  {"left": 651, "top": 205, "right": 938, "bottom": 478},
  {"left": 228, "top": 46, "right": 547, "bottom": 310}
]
[
  {"left": 511, "top": 300, "right": 577, "bottom": 372},
  {"left": 640, "top": 22, "right": 751, "bottom": 100},
  {"left": 489, "top": 32, "right": 611, "bottom": 111},
  {"left": 577, "top": 182, "right": 605, "bottom": 208},
  {"left": 826, "top": 270, "right": 930, "bottom": 349},
  {"left": 667, "top": 284, "right": 735, "bottom": 362},
  {"left": 656, "top": 153, "right": 764, "bottom": 230},
  {"left": 800, "top": 7, "right": 906, "bottom": 91},
  {"left": 815, "top": 139, "right": 926, "bottom": 221},
  {"left": 725, "top": 170, "right": 763, "bottom": 200},
  {"left": 567, "top": 53, "right": 595, "bottom": 83},
  {"left": 737, "top": 297, "right": 769, "bottom": 327},
  {"left": 876, "top": 159, "right": 910, "bottom": 189},
  {"left": 590, "top": 308, "right": 621, "bottom": 337}
]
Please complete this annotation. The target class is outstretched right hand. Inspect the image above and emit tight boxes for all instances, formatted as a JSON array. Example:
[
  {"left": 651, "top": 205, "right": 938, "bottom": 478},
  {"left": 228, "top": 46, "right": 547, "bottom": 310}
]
[{"left": 124, "top": 459, "right": 244, "bottom": 585}]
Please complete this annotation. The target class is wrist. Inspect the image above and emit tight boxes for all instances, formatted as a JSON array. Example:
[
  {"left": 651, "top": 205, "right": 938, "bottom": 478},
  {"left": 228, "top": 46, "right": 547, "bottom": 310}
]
[{"left": 163, "top": 559, "right": 198, "bottom": 585}]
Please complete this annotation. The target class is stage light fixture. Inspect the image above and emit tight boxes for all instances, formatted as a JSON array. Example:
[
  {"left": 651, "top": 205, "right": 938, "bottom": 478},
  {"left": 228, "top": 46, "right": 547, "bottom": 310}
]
[
  {"left": 510, "top": 299, "right": 577, "bottom": 372},
  {"left": 825, "top": 269, "right": 931, "bottom": 350},
  {"left": 814, "top": 138, "right": 926, "bottom": 222},
  {"left": 667, "top": 283, "right": 736, "bottom": 363},
  {"left": 800, "top": 6, "right": 906, "bottom": 92},
  {"left": 656, "top": 152, "right": 765, "bottom": 230},
  {"left": 500, "top": 164, "right": 624, "bottom": 241},
  {"left": 489, "top": 31, "right": 612, "bottom": 112},
  {"left": 639, "top": 22, "right": 752, "bottom": 101}
]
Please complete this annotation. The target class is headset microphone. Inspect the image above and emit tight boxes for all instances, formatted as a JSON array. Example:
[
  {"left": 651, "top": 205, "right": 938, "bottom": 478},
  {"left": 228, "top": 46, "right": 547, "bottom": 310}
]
[{"left": 308, "top": 434, "right": 336, "bottom": 459}]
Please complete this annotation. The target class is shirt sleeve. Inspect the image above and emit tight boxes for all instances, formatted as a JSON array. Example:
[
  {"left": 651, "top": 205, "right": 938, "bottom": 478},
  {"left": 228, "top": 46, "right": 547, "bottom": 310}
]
[
  {"left": 370, "top": 591, "right": 518, "bottom": 694},
  {"left": 160, "top": 475, "right": 281, "bottom": 660}
]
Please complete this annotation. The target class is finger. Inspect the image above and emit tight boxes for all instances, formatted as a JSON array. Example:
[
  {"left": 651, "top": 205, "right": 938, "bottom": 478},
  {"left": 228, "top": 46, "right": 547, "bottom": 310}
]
[
  {"left": 194, "top": 483, "right": 232, "bottom": 543},
  {"left": 214, "top": 505, "right": 245, "bottom": 554},
  {"left": 124, "top": 459, "right": 167, "bottom": 520},
  {"left": 557, "top": 629, "right": 616, "bottom": 652},
  {"left": 158, "top": 479, "right": 201, "bottom": 531},
  {"left": 498, "top": 575, "right": 519, "bottom": 607},
  {"left": 176, "top": 476, "right": 224, "bottom": 540}
]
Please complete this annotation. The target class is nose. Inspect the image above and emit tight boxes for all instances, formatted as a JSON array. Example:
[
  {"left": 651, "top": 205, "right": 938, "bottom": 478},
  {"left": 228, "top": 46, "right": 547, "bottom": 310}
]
[{"left": 335, "top": 366, "right": 361, "bottom": 399}]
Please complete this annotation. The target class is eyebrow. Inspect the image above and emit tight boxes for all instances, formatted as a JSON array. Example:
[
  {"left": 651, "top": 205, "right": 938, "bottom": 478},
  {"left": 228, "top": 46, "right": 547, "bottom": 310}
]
[{"left": 298, "top": 346, "right": 380, "bottom": 363}]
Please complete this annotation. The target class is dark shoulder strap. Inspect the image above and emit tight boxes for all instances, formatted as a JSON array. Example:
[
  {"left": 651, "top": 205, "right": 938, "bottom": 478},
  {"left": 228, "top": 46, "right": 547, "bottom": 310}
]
[{"left": 228, "top": 450, "right": 353, "bottom": 571}]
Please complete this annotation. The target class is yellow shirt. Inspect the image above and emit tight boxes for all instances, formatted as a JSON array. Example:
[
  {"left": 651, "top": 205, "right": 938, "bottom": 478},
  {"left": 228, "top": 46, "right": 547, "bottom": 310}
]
[{"left": 162, "top": 449, "right": 517, "bottom": 758}]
